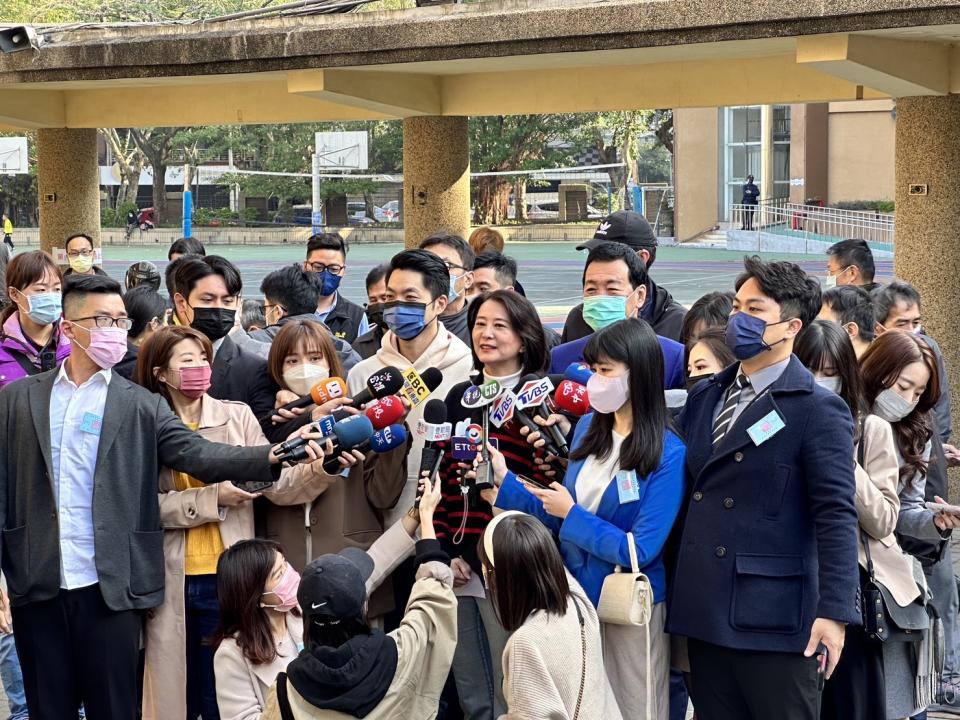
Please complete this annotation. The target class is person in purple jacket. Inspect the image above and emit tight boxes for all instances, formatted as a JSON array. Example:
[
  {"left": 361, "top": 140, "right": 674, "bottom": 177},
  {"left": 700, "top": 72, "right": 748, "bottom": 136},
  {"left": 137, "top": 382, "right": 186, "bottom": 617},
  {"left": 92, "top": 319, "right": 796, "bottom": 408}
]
[{"left": 0, "top": 250, "right": 71, "bottom": 389}]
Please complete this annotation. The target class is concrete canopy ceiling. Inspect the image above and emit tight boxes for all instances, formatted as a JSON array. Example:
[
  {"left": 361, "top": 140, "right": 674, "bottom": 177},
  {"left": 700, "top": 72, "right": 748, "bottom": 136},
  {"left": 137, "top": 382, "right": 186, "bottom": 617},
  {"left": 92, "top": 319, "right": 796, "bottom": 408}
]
[{"left": 3, "top": 0, "right": 960, "bottom": 128}]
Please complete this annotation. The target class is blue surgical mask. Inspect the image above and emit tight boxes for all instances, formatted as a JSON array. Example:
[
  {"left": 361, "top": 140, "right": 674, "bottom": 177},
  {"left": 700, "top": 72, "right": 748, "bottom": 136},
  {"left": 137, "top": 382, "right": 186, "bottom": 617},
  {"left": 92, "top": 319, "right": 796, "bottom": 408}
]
[
  {"left": 724, "top": 312, "right": 790, "bottom": 361},
  {"left": 383, "top": 300, "right": 433, "bottom": 341},
  {"left": 18, "top": 291, "right": 62, "bottom": 326},
  {"left": 317, "top": 270, "right": 342, "bottom": 298},
  {"left": 447, "top": 272, "right": 464, "bottom": 304}
]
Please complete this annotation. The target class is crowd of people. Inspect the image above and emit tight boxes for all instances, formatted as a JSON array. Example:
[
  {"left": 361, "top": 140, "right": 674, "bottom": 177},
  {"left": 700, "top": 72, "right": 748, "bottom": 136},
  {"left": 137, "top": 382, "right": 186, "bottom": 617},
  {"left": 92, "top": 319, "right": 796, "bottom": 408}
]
[{"left": 0, "top": 214, "right": 957, "bottom": 720}]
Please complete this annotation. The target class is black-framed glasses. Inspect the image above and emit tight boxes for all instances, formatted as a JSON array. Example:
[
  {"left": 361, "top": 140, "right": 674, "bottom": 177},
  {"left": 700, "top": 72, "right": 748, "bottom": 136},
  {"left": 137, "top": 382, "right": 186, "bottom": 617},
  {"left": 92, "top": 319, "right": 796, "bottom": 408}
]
[
  {"left": 69, "top": 315, "right": 133, "bottom": 330},
  {"left": 66, "top": 249, "right": 94, "bottom": 258},
  {"left": 306, "top": 262, "right": 345, "bottom": 274},
  {"left": 440, "top": 260, "right": 466, "bottom": 272}
]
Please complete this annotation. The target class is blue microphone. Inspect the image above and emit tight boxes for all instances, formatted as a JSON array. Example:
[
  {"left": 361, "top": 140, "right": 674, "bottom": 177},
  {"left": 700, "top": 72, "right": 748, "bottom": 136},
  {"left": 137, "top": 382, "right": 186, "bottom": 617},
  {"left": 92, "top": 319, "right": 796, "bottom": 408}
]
[{"left": 564, "top": 362, "right": 593, "bottom": 386}]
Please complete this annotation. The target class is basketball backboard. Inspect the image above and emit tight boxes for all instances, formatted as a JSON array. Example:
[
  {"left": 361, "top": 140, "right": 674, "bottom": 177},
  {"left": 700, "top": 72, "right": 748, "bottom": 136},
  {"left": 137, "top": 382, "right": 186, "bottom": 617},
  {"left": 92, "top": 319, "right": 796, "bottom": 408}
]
[
  {"left": 0, "top": 137, "right": 28, "bottom": 174},
  {"left": 315, "top": 131, "right": 369, "bottom": 170}
]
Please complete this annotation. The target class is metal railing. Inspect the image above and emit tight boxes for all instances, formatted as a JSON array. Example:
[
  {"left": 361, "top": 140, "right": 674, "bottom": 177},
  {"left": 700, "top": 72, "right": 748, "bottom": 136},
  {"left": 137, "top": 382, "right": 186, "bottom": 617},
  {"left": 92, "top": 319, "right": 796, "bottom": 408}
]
[{"left": 730, "top": 200, "right": 894, "bottom": 248}]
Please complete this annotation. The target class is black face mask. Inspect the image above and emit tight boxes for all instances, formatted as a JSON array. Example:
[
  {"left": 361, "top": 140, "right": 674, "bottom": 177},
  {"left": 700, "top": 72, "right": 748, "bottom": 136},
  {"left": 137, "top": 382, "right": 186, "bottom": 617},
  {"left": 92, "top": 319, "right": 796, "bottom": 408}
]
[
  {"left": 365, "top": 302, "right": 388, "bottom": 333},
  {"left": 686, "top": 373, "right": 714, "bottom": 391},
  {"left": 190, "top": 306, "right": 236, "bottom": 342}
]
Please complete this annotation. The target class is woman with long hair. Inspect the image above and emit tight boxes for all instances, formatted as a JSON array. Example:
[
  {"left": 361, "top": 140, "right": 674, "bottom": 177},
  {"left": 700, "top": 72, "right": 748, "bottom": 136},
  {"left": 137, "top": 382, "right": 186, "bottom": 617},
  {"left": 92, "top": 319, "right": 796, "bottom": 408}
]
[
  {"left": 684, "top": 327, "right": 736, "bottom": 389},
  {"left": 137, "top": 325, "right": 337, "bottom": 720},
  {"left": 487, "top": 318, "right": 686, "bottom": 718},
  {"left": 796, "top": 320, "right": 923, "bottom": 719},
  {"left": 0, "top": 250, "right": 70, "bottom": 388},
  {"left": 477, "top": 511, "right": 622, "bottom": 720},
  {"left": 859, "top": 329, "right": 957, "bottom": 718},
  {"left": 431, "top": 289, "right": 552, "bottom": 720}
]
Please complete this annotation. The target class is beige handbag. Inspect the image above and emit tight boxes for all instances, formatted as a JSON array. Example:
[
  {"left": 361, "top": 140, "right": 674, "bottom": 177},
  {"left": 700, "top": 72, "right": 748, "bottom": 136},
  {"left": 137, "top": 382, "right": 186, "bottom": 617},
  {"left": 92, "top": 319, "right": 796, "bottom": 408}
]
[
  {"left": 598, "top": 532, "right": 655, "bottom": 720},
  {"left": 597, "top": 532, "right": 653, "bottom": 626}
]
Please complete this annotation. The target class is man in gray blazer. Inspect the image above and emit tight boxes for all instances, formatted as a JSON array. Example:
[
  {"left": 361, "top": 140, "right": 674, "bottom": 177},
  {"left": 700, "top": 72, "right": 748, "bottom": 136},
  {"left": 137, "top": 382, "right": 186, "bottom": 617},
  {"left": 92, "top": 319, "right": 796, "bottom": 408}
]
[{"left": 0, "top": 274, "right": 320, "bottom": 720}]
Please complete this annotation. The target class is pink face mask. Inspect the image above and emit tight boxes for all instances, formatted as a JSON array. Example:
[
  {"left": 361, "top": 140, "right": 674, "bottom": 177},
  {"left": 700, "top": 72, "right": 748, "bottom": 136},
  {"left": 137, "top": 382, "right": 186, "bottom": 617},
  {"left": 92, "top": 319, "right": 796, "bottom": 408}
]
[
  {"left": 261, "top": 564, "right": 301, "bottom": 612},
  {"left": 586, "top": 371, "right": 630, "bottom": 414},
  {"left": 173, "top": 365, "right": 212, "bottom": 400},
  {"left": 69, "top": 324, "right": 128, "bottom": 370}
]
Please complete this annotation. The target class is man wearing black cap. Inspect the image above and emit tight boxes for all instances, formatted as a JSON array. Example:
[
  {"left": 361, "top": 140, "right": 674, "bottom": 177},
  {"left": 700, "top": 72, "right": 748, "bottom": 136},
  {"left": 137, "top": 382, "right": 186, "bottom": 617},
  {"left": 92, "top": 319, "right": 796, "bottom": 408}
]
[
  {"left": 262, "top": 478, "right": 457, "bottom": 720},
  {"left": 562, "top": 211, "right": 687, "bottom": 344}
]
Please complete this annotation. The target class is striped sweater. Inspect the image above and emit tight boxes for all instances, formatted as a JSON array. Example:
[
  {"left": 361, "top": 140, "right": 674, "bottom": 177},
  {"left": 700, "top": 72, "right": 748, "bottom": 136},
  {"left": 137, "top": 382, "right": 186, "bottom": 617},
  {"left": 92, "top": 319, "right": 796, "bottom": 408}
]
[{"left": 432, "top": 379, "right": 553, "bottom": 574}]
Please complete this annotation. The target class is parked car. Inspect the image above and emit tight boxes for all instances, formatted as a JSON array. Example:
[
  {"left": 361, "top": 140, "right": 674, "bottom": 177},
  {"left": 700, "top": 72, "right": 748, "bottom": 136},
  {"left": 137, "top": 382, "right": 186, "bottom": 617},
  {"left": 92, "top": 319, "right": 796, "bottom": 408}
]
[
  {"left": 348, "top": 201, "right": 375, "bottom": 225},
  {"left": 376, "top": 200, "right": 401, "bottom": 222}
]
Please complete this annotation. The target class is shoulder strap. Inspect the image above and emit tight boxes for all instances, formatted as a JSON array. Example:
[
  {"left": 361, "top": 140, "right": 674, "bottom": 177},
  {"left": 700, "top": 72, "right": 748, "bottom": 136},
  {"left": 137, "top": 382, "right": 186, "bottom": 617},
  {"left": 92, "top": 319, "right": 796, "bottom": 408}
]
[
  {"left": 855, "top": 420, "right": 877, "bottom": 581},
  {"left": 626, "top": 531, "right": 640, "bottom": 574},
  {"left": 856, "top": 419, "right": 867, "bottom": 469},
  {"left": 276, "top": 673, "right": 296, "bottom": 720},
  {"left": 8, "top": 348, "right": 39, "bottom": 376}
]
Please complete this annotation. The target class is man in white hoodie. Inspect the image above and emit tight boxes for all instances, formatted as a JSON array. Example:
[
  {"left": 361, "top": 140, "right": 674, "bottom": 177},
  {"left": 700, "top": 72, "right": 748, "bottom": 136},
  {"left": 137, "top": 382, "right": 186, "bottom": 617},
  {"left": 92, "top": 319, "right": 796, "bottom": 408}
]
[{"left": 347, "top": 249, "right": 474, "bottom": 529}]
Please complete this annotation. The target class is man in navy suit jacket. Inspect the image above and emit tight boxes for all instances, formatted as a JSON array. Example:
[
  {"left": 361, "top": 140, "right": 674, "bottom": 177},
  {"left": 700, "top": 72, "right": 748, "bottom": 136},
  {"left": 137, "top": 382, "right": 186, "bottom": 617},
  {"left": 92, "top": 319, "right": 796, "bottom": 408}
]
[
  {"left": 549, "top": 242, "right": 685, "bottom": 389},
  {"left": 669, "top": 256, "right": 859, "bottom": 719}
]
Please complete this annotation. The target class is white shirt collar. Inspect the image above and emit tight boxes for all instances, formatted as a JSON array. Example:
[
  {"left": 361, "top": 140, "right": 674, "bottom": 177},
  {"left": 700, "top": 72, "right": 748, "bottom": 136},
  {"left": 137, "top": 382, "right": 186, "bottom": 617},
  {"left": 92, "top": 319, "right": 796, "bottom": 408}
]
[{"left": 54, "top": 360, "right": 112, "bottom": 389}]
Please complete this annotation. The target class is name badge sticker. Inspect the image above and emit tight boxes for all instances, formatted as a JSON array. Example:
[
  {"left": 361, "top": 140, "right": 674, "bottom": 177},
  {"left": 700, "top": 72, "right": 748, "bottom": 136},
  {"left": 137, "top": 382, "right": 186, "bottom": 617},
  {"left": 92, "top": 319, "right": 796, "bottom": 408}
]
[
  {"left": 746, "top": 410, "right": 786, "bottom": 446},
  {"left": 616, "top": 470, "right": 640, "bottom": 505},
  {"left": 80, "top": 412, "right": 103, "bottom": 436}
]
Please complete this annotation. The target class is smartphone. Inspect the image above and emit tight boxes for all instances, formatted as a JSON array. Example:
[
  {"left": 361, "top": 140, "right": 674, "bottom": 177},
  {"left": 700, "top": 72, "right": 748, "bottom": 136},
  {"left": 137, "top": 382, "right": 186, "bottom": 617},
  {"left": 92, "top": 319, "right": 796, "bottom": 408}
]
[
  {"left": 517, "top": 474, "right": 552, "bottom": 491},
  {"left": 232, "top": 479, "right": 273, "bottom": 493},
  {"left": 926, "top": 501, "right": 960, "bottom": 515}
]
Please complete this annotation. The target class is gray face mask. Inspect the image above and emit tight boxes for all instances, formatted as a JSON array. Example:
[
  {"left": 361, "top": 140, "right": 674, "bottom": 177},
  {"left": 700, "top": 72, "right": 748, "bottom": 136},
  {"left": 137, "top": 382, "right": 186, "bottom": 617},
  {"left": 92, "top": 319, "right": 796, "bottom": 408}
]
[
  {"left": 873, "top": 387, "right": 918, "bottom": 423},
  {"left": 815, "top": 376, "right": 841, "bottom": 395}
]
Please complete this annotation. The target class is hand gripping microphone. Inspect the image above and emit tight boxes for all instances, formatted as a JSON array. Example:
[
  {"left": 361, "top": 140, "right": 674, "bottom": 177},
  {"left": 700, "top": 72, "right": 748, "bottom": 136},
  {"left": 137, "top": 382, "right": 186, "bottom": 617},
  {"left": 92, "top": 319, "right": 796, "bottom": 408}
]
[
  {"left": 273, "top": 377, "right": 348, "bottom": 416},
  {"left": 322, "top": 422, "right": 408, "bottom": 474},
  {"left": 274, "top": 408, "right": 353, "bottom": 455},
  {"left": 554, "top": 379, "right": 591, "bottom": 417},
  {"left": 275, "top": 414, "right": 373, "bottom": 466},
  {"left": 352, "top": 366, "right": 405, "bottom": 408},
  {"left": 515, "top": 374, "right": 569, "bottom": 457},
  {"left": 416, "top": 399, "right": 451, "bottom": 508},
  {"left": 364, "top": 395, "right": 406, "bottom": 430}
]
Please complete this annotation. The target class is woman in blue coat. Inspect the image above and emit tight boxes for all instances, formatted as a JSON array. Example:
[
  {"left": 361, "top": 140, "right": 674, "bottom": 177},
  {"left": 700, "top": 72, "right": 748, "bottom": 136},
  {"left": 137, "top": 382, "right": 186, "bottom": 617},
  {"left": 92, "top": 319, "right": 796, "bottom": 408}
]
[{"left": 483, "top": 318, "right": 686, "bottom": 720}]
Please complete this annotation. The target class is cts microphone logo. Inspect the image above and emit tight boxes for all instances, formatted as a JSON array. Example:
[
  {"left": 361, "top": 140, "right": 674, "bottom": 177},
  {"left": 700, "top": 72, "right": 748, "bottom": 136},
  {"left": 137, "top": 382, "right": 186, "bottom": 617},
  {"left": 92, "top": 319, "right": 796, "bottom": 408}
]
[
  {"left": 516, "top": 377, "right": 554, "bottom": 409},
  {"left": 479, "top": 381, "right": 502, "bottom": 401}
]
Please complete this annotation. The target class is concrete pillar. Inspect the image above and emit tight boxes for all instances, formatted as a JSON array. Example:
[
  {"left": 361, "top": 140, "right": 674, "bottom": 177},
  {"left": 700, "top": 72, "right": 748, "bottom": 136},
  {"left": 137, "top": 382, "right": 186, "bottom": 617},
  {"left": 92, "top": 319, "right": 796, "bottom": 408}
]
[
  {"left": 673, "top": 107, "right": 719, "bottom": 241},
  {"left": 894, "top": 95, "right": 960, "bottom": 493},
  {"left": 37, "top": 128, "right": 100, "bottom": 255},
  {"left": 788, "top": 103, "right": 829, "bottom": 205},
  {"left": 402, "top": 116, "right": 470, "bottom": 248}
]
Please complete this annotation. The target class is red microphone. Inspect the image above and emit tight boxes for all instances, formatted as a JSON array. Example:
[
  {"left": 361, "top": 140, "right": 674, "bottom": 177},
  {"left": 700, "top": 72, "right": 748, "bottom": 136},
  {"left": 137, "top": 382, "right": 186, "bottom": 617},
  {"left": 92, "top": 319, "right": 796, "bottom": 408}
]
[
  {"left": 364, "top": 395, "right": 405, "bottom": 430},
  {"left": 554, "top": 380, "right": 591, "bottom": 416}
]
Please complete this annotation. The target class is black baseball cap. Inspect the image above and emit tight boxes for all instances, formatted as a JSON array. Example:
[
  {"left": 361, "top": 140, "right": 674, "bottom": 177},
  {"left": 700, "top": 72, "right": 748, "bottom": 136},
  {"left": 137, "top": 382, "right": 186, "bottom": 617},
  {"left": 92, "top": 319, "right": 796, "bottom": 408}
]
[
  {"left": 298, "top": 547, "right": 374, "bottom": 622},
  {"left": 576, "top": 211, "right": 657, "bottom": 253}
]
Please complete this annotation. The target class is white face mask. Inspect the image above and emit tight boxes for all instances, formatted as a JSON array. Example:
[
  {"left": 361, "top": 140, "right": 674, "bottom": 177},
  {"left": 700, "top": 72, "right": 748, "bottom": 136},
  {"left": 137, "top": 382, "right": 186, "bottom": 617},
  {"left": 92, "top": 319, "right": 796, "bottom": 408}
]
[
  {"left": 283, "top": 363, "right": 330, "bottom": 397},
  {"left": 815, "top": 376, "right": 841, "bottom": 395},
  {"left": 873, "top": 387, "right": 918, "bottom": 423}
]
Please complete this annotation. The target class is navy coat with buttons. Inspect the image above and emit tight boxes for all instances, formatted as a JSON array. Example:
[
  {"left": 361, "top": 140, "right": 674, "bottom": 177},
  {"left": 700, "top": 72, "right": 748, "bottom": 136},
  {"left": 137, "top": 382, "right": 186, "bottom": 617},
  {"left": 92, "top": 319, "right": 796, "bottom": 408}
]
[{"left": 667, "top": 355, "right": 860, "bottom": 653}]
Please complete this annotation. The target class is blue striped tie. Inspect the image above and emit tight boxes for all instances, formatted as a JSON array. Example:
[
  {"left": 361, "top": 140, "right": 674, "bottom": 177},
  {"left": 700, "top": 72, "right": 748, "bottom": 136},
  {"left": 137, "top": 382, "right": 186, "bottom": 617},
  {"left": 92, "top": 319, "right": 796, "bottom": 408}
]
[{"left": 712, "top": 374, "right": 749, "bottom": 446}]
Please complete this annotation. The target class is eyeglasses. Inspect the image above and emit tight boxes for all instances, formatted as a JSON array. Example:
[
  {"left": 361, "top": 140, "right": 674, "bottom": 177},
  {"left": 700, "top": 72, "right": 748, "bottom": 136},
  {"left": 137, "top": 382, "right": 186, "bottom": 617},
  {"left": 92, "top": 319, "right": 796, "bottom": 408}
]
[
  {"left": 306, "top": 262, "right": 344, "bottom": 275},
  {"left": 440, "top": 260, "right": 467, "bottom": 272},
  {"left": 69, "top": 315, "right": 133, "bottom": 330},
  {"left": 66, "top": 249, "right": 93, "bottom": 258}
]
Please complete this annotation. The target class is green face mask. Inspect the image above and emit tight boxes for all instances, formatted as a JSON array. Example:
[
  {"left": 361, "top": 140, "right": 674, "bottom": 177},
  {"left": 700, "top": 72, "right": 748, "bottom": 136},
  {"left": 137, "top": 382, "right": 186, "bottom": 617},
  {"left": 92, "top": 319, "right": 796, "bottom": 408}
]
[{"left": 582, "top": 295, "right": 628, "bottom": 332}]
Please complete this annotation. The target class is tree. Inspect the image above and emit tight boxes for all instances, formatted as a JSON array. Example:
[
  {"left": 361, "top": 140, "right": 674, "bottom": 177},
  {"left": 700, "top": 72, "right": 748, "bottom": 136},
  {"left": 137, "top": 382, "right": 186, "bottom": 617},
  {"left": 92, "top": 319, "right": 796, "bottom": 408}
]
[
  {"left": 469, "top": 114, "right": 581, "bottom": 224},
  {"left": 129, "top": 127, "right": 183, "bottom": 224},
  {"left": 99, "top": 128, "right": 144, "bottom": 210}
]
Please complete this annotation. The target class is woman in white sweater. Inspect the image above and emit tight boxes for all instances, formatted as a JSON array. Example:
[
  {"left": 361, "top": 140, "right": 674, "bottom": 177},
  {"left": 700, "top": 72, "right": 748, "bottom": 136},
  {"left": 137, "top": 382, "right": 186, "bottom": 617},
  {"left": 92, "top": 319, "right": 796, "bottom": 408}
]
[{"left": 477, "top": 511, "right": 622, "bottom": 720}]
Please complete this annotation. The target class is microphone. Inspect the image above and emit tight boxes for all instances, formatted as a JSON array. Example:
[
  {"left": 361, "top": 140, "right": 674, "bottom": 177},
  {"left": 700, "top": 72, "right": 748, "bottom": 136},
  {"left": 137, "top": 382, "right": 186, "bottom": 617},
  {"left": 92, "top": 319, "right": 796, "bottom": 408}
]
[
  {"left": 359, "top": 423, "right": 408, "bottom": 455},
  {"left": 515, "top": 374, "right": 569, "bottom": 457},
  {"left": 416, "top": 399, "right": 451, "bottom": 508},
  {"left": 275, "top": 414, "right": 373, "bottom": 466},
  {"left": 399, "top": 366, "right": 444, "bottom": 408},
  {"left": 554, "top": 380, "right": 591, "bottom": 417},
  {"left": 461, "top": 379, "right": 503, "bottom": 409},
  {"left": 274, "top": 408, "right": 353, "bottom": 455},
  {"left": 563, "top": 362, "right": 593, "bottom": 386},
  {"left": 273, "top": 377, "right": 348, "bottom": 416},
  {"left": 364, "top": 395, "right": 405, "bottom": 430},
  {"left": 352, "top": 366, "right": 405, "bottom": 408}
]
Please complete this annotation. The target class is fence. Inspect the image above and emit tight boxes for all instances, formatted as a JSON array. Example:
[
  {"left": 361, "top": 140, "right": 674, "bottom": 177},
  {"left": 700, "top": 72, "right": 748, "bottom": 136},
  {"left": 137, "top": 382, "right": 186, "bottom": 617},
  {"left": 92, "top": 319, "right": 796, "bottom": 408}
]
[{"left": 730, "top": 200, "right": 894, "bottom": 251}]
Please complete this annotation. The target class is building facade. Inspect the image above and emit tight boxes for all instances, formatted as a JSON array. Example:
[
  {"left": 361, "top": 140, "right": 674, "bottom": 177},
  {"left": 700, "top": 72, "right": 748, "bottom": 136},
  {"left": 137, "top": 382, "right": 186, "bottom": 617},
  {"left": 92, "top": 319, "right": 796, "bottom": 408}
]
[{"left": 674, "top": 100, "right": 896, "bottom": 241}]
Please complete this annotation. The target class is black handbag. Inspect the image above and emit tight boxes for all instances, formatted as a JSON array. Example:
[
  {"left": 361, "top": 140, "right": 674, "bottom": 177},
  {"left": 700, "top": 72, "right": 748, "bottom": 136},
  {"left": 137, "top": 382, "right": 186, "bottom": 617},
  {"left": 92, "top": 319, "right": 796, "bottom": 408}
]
[{"left": 858, "top": 433, "right": 929, "bottom": 642}]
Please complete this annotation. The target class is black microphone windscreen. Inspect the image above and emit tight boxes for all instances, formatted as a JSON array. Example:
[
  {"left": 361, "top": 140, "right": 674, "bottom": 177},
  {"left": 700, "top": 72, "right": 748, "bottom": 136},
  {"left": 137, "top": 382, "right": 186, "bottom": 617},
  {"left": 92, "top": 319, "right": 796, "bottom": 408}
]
[
  {"left": 371, "top": 366, "right": 405, "bottom": 395},
  {"left": 423, "top": 398, "right": 447, "bottom": 425},
  {"left": 420, "top": 367, "right": 443, "bottom": 392}
]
